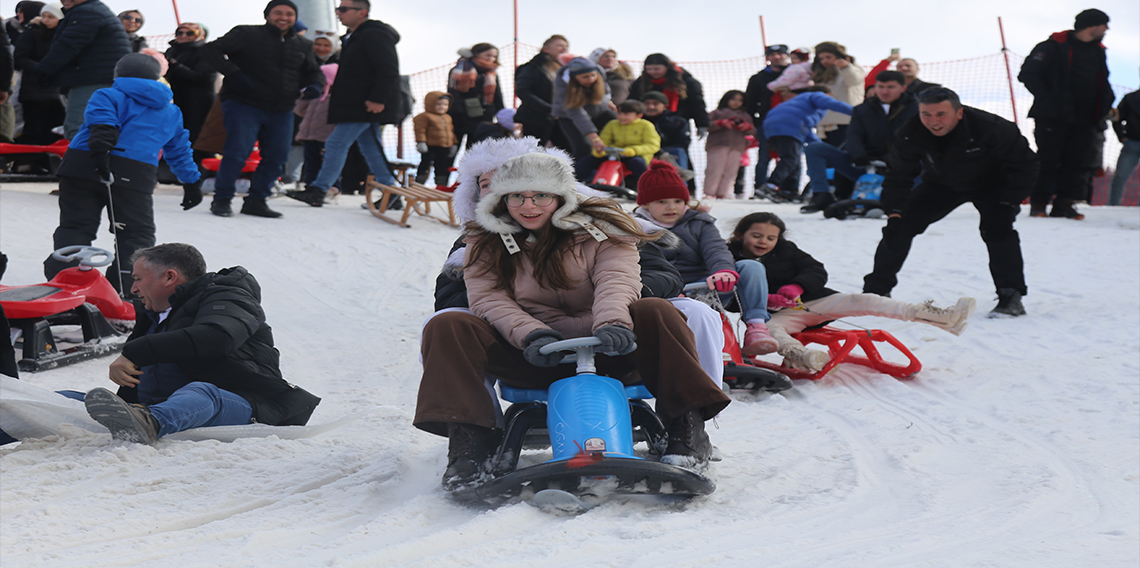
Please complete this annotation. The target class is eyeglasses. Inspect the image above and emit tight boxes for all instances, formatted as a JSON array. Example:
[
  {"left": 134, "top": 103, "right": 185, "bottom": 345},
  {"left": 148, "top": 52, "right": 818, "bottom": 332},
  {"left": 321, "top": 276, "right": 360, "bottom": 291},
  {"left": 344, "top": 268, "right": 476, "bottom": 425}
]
[
  {"left": 121, "top": 16, "right": 143, "bottom": 23},
  {"left": 335, "top": 6, "right": 362, "bottom": 13},
  {"left": 175, "top": 30, "right": 197, "bottom": 37},
  {"left": 505, "top": 193, "right": 555, "bottom": 207}
]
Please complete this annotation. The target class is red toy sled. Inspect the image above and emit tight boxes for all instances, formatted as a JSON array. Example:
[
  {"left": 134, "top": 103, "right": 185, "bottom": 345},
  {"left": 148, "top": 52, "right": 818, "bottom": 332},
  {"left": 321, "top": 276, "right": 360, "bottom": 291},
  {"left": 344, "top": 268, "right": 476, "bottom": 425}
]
[
  {"left": 1, "top": 247, "right": 135, "bottom": 372},
  {"left": 201, "top": 146, "right": 262, "bottom": 173},
  {"left": 751, "top": 326, "right": 922, "bottom": 381},
  {"left": 0, "top": 139, "right": 70, "bottom": 159}
]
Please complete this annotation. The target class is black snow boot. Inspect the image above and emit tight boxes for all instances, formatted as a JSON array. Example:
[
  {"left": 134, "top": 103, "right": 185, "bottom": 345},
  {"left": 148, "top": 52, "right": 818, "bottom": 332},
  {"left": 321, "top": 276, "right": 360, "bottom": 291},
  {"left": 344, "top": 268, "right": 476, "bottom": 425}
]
[
  {"left": 240, "top": 198, "right": 283, "bottom": 218},
  {"left": 1048, "top": 199, "right": 1085, "bottom": 220},
  {"left": 661, "top": 410, "right": 713, "bottom": 470},
  {"left": 989, "top": 288, "right": 1026, "bottom": 318},
  {"left": 284, "top": 187, "right": 325, "bottom": 207},
  {"left": 210, "top": 199, "right": 234, "bottom": 217},
  {"left": 85, "top": 388, "right": 160, "bottom": 444},
  {"left": 800, "top": 192, "right": 836, "bottom": 214},
  {"left": 442, "top": 423, "right": 499, "bottom": 492}
]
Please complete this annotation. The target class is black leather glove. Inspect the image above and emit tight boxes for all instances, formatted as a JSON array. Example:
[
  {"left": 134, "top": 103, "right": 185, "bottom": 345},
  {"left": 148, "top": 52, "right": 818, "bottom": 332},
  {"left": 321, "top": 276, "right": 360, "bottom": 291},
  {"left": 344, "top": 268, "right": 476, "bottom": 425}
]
[
  {"left": 92, "top": 151, "right": 112, "bottom": 183},
  {"left": 181, "top": 179, "right": 203, "bottom": 210},
  {"left": 301, "top": 83, "right": 322, "bottom": 100},
  {"left": 522, "top": 329, "right": 565, "bottom": 367},
  {"left": 594, "top": 325, "right": 636, "bottom": 356},
  {"left": 228, "top": 72, "right": 255, "bottom": 92}
]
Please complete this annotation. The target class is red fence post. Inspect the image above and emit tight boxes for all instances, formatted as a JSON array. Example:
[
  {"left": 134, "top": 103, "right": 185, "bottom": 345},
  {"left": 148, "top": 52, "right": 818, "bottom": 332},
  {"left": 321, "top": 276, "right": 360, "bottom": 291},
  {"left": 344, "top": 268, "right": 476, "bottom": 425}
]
[
  {"left": 998, "top": 17, "right": 1019, "bottom": 125},
  {"left": 758, "top": 15, "right": 768, "bottom": 49}
]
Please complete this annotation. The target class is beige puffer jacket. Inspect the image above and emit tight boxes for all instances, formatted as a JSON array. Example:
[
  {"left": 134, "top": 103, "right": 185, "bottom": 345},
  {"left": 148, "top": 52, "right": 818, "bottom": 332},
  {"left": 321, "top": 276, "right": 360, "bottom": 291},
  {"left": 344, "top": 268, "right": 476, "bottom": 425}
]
[
  {"left": 818, "top": 63, "right": 866, "bottom": 131},
  {"left": 464, "top": 231, "right": 641, "bottom": 349}
]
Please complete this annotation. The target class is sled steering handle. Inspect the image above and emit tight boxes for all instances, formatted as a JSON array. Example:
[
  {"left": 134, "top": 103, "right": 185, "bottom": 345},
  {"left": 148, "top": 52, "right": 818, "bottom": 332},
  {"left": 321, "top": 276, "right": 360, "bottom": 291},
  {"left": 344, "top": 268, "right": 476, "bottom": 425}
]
[
  {"left": 50, "top": 246, "right": 115, "bottom": 270},
  {"left": 539, "top": 337, "right": 636, "bottom": 375}
]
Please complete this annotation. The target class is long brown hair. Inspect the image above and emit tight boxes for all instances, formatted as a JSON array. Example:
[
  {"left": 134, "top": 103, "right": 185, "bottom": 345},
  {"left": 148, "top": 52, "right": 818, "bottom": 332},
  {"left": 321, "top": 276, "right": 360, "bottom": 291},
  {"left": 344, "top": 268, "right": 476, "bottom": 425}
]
[
  {"left": 466, "top": 197, "right": 656, "bottom": 292},
  {"left": 636, "top": 53, "right": 687, "bottom": 99},
  {"left": 563, "top": 73, "right": 606, "bottom": 109}
]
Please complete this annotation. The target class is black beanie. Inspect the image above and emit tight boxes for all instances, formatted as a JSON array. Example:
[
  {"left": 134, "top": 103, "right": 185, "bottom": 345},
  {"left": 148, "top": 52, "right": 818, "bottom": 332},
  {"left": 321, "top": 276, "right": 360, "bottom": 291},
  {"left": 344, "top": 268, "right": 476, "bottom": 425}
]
[
  {"left": 1074, "top": 9, "right": 1109, "bottom": 30},
  {"left": 263, "top": 0, "right": 299, "bottom": 18},
  {"left": 114, "top": 53, "right": 161, "bottom": 81}
]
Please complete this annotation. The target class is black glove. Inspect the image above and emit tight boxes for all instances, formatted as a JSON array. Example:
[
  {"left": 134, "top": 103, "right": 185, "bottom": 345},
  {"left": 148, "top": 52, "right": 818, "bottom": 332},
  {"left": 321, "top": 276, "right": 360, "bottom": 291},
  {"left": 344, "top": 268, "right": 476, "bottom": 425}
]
[
  {"left": 301, "top": 83, "right": 322, "bottom": 100},
  {"left": 522, "top": 329, "right": 565, "bottom": 367},
  {"left": 92, "top": 151, "right": 112, "bottom": 183},
  {"left": 594, "top": 325, "right": 636, "bottom": 356},
  {"left": 181, "top": 180, "right": 203, "bottom": 210},
  {"left": 227, "top": 72, "right": 254, "bottom": 92}
]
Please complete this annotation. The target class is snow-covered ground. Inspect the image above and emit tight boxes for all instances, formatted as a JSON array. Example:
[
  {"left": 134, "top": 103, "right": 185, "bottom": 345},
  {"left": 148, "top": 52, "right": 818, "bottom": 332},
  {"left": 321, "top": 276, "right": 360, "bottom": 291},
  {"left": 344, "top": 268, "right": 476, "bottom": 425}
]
[{"left": 1, "top": 182, "right": 1137, "bottom": 568}]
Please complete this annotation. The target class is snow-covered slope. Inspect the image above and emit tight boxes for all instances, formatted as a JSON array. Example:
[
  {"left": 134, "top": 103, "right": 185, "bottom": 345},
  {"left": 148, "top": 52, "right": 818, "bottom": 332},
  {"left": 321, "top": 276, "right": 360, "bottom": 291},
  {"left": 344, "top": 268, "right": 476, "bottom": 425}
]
[{"left": 1, "top": 183, "right": 1137, "bottom": 567}]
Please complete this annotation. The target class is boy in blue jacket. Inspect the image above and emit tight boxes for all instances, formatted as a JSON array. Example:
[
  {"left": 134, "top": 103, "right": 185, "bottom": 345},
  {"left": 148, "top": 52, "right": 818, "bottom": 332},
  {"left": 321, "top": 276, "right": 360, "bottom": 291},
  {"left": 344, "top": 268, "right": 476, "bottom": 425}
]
[
  {"left": 45, "top": 53, "right": 203, "bottom": 295},
  {"left": 759, "top": 86, "right": 852, "bottom": 202}
]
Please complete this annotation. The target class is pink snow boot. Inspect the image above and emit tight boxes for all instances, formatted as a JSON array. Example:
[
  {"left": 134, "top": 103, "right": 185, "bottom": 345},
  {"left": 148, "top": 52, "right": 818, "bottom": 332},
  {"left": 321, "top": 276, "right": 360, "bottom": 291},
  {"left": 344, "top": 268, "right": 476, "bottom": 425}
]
[{"left": 742, "top": 321, "right": 779, "bottom": 356}]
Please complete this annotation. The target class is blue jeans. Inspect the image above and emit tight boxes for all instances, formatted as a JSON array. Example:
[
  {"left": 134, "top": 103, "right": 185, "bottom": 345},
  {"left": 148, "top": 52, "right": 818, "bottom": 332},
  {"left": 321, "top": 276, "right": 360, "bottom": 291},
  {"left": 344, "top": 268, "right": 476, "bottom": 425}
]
[
  {"left": 733, "top": 259, "right": 771, "bottom": 322},
  {"left": 1110, "top": 139, "right": 1139, "bottom": 206},
  {"left": 805, "top": 141, "right": 862, "bottom": 195},
  {"left": 215, "top": 100, "right": 293, "bottom": 201},
  {"left": 310, "top": 122, "right": 396, "bottom": 193},
  {"left": 661, "top": 146, "right": 690, "bottom": 170},
  {"left": 147, "top": 382, "right": 252, "bottom": 437}
]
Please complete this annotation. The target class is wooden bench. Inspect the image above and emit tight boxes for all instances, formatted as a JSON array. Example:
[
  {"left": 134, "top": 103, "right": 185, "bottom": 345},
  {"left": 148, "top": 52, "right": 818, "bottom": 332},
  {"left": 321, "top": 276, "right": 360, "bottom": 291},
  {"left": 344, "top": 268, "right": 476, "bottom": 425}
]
[{"left": 364, "top": 175, "right": 458, "bottom": 228}]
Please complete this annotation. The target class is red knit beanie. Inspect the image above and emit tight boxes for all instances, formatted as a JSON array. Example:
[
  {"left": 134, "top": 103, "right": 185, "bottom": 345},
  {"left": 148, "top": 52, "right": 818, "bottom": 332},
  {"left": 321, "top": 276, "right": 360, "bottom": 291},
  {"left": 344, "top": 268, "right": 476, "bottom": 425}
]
[{"left": 637, "top": 160, "right": 690, "bottom": 205}]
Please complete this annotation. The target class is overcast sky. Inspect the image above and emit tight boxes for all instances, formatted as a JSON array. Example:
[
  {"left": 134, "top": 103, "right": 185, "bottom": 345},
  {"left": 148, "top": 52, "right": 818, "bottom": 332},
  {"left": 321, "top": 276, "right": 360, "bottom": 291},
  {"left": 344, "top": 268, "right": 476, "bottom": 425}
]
[{"left": 128, "top": 0, "right": 1137, "bottom": 89}]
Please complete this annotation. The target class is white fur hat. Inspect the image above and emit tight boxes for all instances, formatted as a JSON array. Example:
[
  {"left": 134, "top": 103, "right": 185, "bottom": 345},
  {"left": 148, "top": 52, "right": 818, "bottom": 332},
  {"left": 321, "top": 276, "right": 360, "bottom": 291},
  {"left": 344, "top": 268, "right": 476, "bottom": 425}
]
[{"left": 475, "top": 153, "right": 585, "bottom": 236}]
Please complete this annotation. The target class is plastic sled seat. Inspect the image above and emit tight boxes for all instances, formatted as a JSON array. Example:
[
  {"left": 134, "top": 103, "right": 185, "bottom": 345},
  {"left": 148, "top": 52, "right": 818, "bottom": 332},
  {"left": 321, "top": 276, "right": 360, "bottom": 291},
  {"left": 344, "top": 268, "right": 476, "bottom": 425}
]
[
  {"left": 751, "top": 326, "right": 922, "bottom": 381},
  {"left": 201, "top": 147, "right": 262, "bottom": 173}
]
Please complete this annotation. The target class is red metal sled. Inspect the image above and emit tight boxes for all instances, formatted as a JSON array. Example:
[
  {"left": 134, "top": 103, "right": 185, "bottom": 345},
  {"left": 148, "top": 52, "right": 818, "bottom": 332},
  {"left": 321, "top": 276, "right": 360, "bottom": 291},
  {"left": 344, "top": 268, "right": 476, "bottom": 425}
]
[
  {"left": 0, "top": 139, "right": 70, "bottom": 159},
  {"left": 752, "top": 326, "right": 922, "bottom": 381}
]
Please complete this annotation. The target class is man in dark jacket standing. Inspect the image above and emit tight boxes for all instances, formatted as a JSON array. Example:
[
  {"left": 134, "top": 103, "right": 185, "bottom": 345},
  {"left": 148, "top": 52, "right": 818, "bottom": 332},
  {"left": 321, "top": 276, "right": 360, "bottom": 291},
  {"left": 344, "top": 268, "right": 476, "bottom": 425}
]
[
  {"left": 201, "top": 0, "right": 324, "bottom": 218},
  {"left": 1018, "top": 9, "right": 1114, "bottom": 220},
  {"left": 33, "top": 0, "right": 129, "bottom": 140},
  {"left": 285, "top": 0, "right": 401, "bottom": 207},
  {"left": 744, "top": 45, "right": 789, "bottom": 194},
  {"left": 82, "top": 243, "right": 321, "bottom": 444},
  {"left": 862, "top": 88, "right": 1039, "bottom": 317},
  {"left": 514, "top": 35, "right": 568, "bottom": 148},
  {"left": 801, "top": 71, "right": 918, "bottom": 213}
]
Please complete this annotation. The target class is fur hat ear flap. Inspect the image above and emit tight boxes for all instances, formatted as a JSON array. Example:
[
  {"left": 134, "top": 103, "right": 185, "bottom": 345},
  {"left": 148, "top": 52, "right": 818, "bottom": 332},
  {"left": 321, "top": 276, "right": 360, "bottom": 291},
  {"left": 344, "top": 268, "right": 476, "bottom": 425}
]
[{"left": 458, "top": 47, "right": 474, "bottom": 59}]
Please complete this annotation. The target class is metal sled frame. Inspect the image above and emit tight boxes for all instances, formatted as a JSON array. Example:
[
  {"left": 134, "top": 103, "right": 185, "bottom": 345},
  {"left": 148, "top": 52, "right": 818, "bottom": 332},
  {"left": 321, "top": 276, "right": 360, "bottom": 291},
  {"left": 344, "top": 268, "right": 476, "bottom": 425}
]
[{"left": 751, "top": 326, "right": 922, "bottom": 381}]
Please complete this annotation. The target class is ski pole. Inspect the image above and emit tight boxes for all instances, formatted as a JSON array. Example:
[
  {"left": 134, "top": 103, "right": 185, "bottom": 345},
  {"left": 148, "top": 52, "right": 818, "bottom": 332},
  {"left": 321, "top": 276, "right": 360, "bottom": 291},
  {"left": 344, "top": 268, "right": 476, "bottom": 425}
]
[{"left": 100, "top": 171, "right": 128, "bottom": 297}]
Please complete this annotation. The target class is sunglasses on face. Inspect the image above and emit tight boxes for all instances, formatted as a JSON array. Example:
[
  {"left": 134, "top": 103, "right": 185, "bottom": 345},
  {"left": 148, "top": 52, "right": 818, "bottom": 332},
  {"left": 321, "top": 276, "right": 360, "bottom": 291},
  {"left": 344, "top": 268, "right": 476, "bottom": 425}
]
[
  {"left": 335, "top": 6, "right": 362, "bottom": 13},
  {"left": 175, "top": 30, "right": 197, "bottom": 37},
  {"left": 505, "top": 193, "right": 555, "bottom": 207},
  {"left": 122, "top": 16, "right": 143, "bottom": 23}
]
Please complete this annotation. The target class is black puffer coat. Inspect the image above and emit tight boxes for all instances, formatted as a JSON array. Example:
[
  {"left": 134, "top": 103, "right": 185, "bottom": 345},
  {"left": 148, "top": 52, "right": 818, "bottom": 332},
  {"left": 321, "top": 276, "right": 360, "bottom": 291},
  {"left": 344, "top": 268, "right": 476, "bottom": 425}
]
[
  {"left": 514, "top": 52, "right": 557, "bottom": 128},
  {"left": 728, "top": 239, "right": 838, "bottom": 302},
  {"left": 12, "top": 25, "right": 59, "bottom": 102},
  {"left": 202, "top": 23, "right": 323, "bottom": 113},
  {"left": 630, "top": 68, "right": 710, "bottom": 128},
  {"left": 882, "top": 106, "right": 1039, "bottom": 213},
  {"left": 120, "top": 267, "right": 321, "bottom": 426},
  {"left": 846, "top": 92, "right": 918, "bottom": 165},
  {"left": 327, "top": 20, "right": 401, "bottom": 124},
  {"left": 164, "top": 39, "right": 216, "bottom": 141},
  {"left": 34, "top": 0, "right": 129, "bottom": 88},
  {"left": 1019, "top": 30, "right": 1114, "bottom": 124}
]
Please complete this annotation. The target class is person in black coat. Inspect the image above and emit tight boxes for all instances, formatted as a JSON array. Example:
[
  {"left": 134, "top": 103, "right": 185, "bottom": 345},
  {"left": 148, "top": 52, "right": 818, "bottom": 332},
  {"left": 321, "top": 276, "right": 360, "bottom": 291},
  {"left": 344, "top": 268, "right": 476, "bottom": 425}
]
[
  {"left": 744, "top": 45, "right": 790, "bottom": 190},
  {"left": 163, "top": 23, "right": 216, "bottom": 143},
  {"left": 284, "top": 0, "right": 403, "bottom": 207},
  {"left": 0, "top": 25, "right": 13, "bottom": 142},
  {"left": 34, "top": 0, "right": 130, "bottom": 140},
  {"left": 53, "top": 244, "right": 319, "bottom": 444},
  {"left": 629, "top": 53, "right": 709, "bottom": 139},
  {"left": 863, "top": 88, "right": 1039, "bottom": 317},
  {"left": 200, "top": 0, "right": 324, "bottom": 218},
  {"left": 12, "top": 13, "right": 64, "bottom": 145},
  {"left": 1018, "top": 9, "right": 1115, "bottom": 219},
  {"left": 514, "top": 35, "right": 568, "bottom": 147}
]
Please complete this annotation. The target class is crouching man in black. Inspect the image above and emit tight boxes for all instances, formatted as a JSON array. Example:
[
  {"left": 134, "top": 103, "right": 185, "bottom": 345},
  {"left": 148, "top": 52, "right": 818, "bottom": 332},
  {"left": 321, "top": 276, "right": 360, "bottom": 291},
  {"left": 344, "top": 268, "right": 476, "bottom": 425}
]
[
  {"left": 83, "top": 243, "right": 320, "bottom": 444},
  {"left": 862, "top": 88, "right": 1039, "bottom": 317}
]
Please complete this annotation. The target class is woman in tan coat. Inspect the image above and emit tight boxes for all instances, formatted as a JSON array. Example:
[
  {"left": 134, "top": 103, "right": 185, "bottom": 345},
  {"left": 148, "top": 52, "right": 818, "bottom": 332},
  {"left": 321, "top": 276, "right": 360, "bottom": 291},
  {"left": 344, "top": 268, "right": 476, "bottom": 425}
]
[
  {"left": 414, "top": 152, "right": 730, "bottom": 493},
  {"left": 811, "top": 42, "right": 866, "bottom": 148}
]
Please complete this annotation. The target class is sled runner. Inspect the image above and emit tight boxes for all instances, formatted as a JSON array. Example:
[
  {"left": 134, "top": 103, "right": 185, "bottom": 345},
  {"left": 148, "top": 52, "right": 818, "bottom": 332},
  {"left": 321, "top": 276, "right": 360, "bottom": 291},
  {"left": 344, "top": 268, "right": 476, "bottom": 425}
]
[
  {"left": 751, "top": 326, "right": 922, "bottom": 381},
  {"left": 448, "top": 337, "right": 716, "bottom": 508},
  {"left": 1, "top": 247, "right": 135, "bottom": 372}
]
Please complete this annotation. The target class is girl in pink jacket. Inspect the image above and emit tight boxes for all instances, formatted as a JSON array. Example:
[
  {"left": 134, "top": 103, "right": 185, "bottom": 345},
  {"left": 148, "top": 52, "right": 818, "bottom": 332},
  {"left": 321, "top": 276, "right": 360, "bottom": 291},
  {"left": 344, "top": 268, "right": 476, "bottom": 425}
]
[{"left": 414, "top": 153, "right": 730, "bottom": 492}]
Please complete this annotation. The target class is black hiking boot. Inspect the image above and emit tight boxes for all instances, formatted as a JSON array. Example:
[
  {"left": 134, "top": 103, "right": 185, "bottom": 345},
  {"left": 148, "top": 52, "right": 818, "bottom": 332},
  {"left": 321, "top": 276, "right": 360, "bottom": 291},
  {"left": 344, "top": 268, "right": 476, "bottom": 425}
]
[
  {"left": 661, "top": 410, "right": 713, "bottom": 470},
  {"left": 241, "top": 198, "right": 283, "bottom": 218},
  {"left": 85, "top": 388, "right": 160, "bottom": 444},
  {"left": 1048, "top": 199, "right": 1085, "bottom": 220},
  {"left": 800, "top": 191, "right": 837, "bottom": 214},
  {"left": 284, "top": 187, "right": 325, "bottom": 207},
  {"left": 442, "top": 423, "right": 498, "bottom": 492},
  {"left": 989, "top": 288, "right": 1026, "bottom": 318},
  {"left": 210, "top": 199, "right": 234, "bottom": 217}
]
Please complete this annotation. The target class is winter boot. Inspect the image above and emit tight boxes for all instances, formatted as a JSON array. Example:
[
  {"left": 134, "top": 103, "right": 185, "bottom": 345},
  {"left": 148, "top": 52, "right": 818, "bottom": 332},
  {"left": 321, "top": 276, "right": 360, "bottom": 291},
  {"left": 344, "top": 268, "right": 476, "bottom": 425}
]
[
  {"left": 284, "top": 187, "right": 325, "bottom": 207},
  {"left": 84, "top": 388, "right": 160, "bottom": 444},
  {"left": 1048, "top": 199, "right": 1085, "bottom": 220},
  {"left": 442, "top": 423, "right": 498, "bottom": 492},
  {"left": 780, "top": 346, "right": 830, "bottom": 372},
  {"left": 742, "top": 321, "right": 779, "bottom": 356},
  {"left": 661, "top": 410, "right": 713, "bottom": 470},
  {"left": 800, "top": 191, "right": 837, "bottom": 214},
  {"left": 989, "top": 288, "right": 1026, "bottom": 318},
  {"left": 909, "top": 297, "right": 977, "bottom": 336},
  {"left": 240, "top": 198, "right": 283, "bottom": 218},
  {"left": 1029, "top": 199, "right": 1048, "bottom": 218},
  {"left": 210, "top": 198, "right": 234, "bottom": 217}
]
